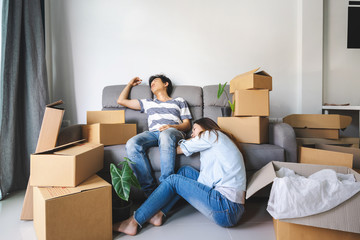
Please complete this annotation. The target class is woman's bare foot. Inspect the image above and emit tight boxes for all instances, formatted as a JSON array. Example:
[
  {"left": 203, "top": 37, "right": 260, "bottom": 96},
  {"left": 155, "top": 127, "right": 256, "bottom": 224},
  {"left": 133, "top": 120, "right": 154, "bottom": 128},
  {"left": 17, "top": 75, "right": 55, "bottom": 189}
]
[
  {"left": 113, "top": 216, "right": 138, "bottom": 236},
  {"left": 148, "top": 211, "right": 164, "bottom": 226}
]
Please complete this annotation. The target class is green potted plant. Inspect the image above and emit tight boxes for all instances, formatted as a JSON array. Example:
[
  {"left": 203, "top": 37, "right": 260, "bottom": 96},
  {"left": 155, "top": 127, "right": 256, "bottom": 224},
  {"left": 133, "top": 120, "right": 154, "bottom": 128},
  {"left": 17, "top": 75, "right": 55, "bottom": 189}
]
[
  {"left": 110, "top": 157, "right": 141, "bottom": 222},
  {"left": 217, "top": 82, "right": 235, "bottom": 117}
]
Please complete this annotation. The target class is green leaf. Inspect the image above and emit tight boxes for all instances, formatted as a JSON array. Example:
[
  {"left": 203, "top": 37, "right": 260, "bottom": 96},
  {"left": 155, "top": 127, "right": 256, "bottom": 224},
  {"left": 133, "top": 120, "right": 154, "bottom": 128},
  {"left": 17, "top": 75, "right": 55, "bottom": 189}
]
[
  {"left": 217, "top": 83, "right": 222, "bottom": 99},
  {"left": 229, "top": 100, "right": 235, "bottom": 112},
  {"left": 110, "top": 160, "right": 141, "bottom": 202}
]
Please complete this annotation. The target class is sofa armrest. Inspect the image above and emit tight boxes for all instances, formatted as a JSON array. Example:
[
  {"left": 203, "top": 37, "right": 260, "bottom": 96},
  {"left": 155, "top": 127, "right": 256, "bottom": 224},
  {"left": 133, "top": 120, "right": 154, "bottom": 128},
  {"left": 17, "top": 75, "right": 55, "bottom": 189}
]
[
  {"left": 56, "top": 124, "right": 85, "bottom": 146},
  {"left": 269, "top": 123, "right": 297, "bottom": 163}
]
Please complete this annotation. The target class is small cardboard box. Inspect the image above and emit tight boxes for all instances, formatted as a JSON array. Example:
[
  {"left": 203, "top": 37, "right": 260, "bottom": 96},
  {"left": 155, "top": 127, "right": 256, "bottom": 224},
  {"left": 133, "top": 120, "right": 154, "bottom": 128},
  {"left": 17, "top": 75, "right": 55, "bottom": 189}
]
[
  {"left": 217, "top": 117, "right": 268, "bottom": 144},
  {"left": 30, "top": 141, "right": 104, "bottom": 187},
  {"left": 33, "top": 175, "right": 112, "bottom": 240},
  {"left": 82, "top": 123, "right": 137, "bottom": 146},
  {"left": 233, "top": 89, "right": 269, "bottom": 117},
  {"left": 21, "top": 100, "right": 65, "bottom": 220},
  {"left": 294, "top": 128, "right": 339, "bottom": 139},
  {"left": 87, "top": 110, "right": 125, "bottom": 124},
  {"left": 315, "top": 144, "right": 360, "bottom": 169},
  {"left": 246, "top": 161, "right": 360, "bottom": 237},
  {"left": 283, "top": 114, "right": 352, "bottom": 129},
  {"left": 230, "top": 67, "right": 272, "bottom": 93},
  {"left": 299, "top": 147, "right": 353, "bottom": 168}
]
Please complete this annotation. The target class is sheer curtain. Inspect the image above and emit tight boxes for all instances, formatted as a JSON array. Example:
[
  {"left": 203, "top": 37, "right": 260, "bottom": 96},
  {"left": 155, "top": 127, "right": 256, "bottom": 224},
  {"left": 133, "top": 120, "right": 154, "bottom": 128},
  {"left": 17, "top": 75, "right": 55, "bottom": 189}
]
[{"left": 0, "top": 0, "right": 48, "bottom": 200}]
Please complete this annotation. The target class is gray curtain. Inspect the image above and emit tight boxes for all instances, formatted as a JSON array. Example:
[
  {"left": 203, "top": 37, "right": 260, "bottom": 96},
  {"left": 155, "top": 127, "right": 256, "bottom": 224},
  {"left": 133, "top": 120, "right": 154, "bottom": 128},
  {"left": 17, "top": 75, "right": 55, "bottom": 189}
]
[{"left": 0, "top": 0, "right": 49, "bottom": 200}]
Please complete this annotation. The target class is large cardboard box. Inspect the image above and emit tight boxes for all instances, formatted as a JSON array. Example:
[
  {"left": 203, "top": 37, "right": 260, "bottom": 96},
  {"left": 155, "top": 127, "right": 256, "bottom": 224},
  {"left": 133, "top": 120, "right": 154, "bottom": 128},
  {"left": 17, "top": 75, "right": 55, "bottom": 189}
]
[
  {"left": 33, "top": 175, "right": 112, "bottom": 240},
  {"left": 229, "top": 67, "right": 272, "bottom": 93},
  {"left": 217, "top": 117, "right": 268, "bottom": 144},
  {"left": 233, "top": 89, "right": 269, "bottom": 117},
  {"left": 299, "top": 147, "right": 353, "bottom": 168},
  {"left": 315, "top": 144, "right": 360, "bottom": 169},
  {"left": 21, "top": 100, "right": 65, "bottom": 220},
  {"left": 246, "top": 161, "right": 360, "bottom": 238},
  {"left": 87, "top": 110, "right": 125, "bottom": 124},
  {"left": 82, "top": 123, "right": 136, "bottom": 146},
  {"left": 273, "top": 219, "right": 360, "bottom": 240},
  {"left": 293, "top": 128, "right": 339, "bottom": 139},
  {"left": 30, "top": 141, "right": 104, "bottom": 187},
  {"left": 283, "top": 114, "right": 352, "bottom": 129}
]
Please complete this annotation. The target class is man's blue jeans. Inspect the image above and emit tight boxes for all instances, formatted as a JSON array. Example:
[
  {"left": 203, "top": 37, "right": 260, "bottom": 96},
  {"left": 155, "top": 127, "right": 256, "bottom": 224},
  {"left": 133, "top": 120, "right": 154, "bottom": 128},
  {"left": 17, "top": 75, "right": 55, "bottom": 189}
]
[
  {"left": 134, "top": 166, "right": 245, "bottom": 227},
  {"left": 126, "top": 128, "right": 185, "bottom": 196}
]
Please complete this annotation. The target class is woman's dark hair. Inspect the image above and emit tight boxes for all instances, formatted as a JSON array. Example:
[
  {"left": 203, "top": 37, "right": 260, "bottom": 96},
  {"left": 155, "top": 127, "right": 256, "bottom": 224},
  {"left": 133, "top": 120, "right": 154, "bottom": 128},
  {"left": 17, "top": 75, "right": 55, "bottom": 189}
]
[
  {"left": 148, "top": 74, "right": 173, "bottom": 96},
  {"left": 194, "top": 117, "right": 242, "bottom": 152}
]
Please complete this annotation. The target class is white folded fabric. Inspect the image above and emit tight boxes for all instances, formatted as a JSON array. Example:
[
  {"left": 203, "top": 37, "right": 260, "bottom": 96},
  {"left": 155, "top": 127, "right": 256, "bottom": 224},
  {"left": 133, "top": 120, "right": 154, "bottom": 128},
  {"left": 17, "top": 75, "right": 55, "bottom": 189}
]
[{"left": 267, "top": 167, "right": 360, "bottom": 219}]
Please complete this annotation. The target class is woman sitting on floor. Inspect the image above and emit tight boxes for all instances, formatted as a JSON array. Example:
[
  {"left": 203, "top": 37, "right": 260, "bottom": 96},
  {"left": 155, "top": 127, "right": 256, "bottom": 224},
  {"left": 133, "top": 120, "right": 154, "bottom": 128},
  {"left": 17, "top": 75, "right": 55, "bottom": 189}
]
[{"left": 113, "top": 117, "right": 246, "bottom": 235}]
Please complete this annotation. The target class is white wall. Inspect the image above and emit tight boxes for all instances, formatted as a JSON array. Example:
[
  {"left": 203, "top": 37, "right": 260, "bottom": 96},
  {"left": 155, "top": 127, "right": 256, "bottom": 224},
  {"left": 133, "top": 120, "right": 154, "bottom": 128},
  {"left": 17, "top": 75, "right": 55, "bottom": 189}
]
[
  {"left": 323, "top": 0, "right": 360, "bottom": 105},
  {"left": 47, "top": 0, "right": 314, "bottom": 124}
]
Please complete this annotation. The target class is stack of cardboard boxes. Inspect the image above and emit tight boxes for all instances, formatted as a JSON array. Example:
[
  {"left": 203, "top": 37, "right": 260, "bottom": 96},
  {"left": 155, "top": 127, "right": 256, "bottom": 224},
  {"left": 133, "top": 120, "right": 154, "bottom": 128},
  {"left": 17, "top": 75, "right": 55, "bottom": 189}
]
[
  {"left": 217, "top": 67, "right": 272, "bottom": 144},
  {"left": 274, "top": 115, "right": 360, "bottom": 239},
  {"left": 82, "top": 110, "right": 137, "bottom": 146},
  {"left": 22, "top": 103, "right": 137, "bottom": 240},
  {"left": 283, "top": 114, "right": 359, "bottom": 147}
]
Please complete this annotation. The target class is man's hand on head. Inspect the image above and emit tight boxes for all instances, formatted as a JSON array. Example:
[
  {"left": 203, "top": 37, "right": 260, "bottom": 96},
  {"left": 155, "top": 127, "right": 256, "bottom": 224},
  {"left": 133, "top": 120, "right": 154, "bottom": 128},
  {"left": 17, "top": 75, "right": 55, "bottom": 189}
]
[{"left": 129, "top": 77, "right": 142, "bottom": 87}]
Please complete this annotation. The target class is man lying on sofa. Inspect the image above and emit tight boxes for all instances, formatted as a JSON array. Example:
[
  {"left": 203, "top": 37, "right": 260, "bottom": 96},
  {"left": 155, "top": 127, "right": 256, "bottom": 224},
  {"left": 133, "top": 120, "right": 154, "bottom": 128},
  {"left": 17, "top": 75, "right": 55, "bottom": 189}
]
[{"left": 117, "top": 74, "right": 192, "bottom": 196}]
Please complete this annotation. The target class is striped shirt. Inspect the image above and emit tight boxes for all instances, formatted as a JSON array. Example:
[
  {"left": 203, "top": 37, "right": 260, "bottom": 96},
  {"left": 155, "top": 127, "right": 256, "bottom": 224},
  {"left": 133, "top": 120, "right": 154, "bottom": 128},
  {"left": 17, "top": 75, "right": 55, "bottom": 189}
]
[{"left": 138, "top": 97, "right": 192, "bottom": 131}]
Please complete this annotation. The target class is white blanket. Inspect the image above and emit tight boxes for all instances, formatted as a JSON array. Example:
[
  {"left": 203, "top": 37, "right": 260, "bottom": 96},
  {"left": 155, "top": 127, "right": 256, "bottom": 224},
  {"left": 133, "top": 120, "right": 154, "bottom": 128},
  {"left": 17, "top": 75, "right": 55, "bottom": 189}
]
[{"left": 267, "top": 167, "right": 360, "bottom": 219}]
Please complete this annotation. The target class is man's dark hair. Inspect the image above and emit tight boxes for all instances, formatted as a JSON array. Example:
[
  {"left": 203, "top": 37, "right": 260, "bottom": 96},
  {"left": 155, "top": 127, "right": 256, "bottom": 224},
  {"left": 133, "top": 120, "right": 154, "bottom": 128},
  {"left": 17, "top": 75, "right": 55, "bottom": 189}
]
[{"left": 148, "top": 74, "right": 173, "bottom": 96}]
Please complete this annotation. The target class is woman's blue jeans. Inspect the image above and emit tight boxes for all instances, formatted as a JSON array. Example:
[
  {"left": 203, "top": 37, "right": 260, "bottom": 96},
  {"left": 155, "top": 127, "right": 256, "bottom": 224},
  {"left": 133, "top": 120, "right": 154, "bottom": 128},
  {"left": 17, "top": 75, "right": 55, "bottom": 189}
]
[
  {"left": 134, "top": 166, "right": 245, "bottom": 227},
  {"left": 126, "top": 128, "right": 185, "bottom": 196}
]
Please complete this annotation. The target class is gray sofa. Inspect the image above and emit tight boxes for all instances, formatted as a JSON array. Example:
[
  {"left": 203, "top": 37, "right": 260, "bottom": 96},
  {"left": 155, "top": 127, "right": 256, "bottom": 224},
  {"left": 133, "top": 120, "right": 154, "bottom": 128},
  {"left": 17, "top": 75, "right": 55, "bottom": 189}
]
[{"left": 58, "top": 84, "right": 297, "bottom": 196}]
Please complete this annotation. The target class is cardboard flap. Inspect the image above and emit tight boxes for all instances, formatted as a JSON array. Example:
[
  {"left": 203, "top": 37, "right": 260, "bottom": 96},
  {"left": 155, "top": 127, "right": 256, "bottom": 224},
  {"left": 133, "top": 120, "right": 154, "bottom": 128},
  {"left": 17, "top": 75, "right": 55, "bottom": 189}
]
[
  {"left": 257, "top": 70, "right": 271, "bottom": 77},
  {"left": 235, "top": 67, "right": 260, "bottom": 79},
  {"left": 340, "top": 115, "right": 352, "bottom": 129},
  {"left": 38, "top": 175, "right": 110, "bottom": 200},
  {"left": 34, "top": 139, "right": 86, "bottom": 155},
  {"left": 46, "top": 100, "right": 64, "bottom": 109},
  {"left": 54, "top": 142, "right": 103, "bottom": 156},
  {"left": 246, "top": 162, "right": 276, "bottom": 199}
]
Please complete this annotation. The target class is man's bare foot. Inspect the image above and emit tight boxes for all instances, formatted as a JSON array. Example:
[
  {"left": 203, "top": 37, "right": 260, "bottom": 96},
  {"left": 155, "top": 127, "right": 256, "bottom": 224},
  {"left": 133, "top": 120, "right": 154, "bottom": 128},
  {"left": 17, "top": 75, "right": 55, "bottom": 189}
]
[
  {"left": 148, "top": 211, "right": 164, "bottom": 226},
  {"left": 113, "top": 216, "right": 138, "bottom": 236}
]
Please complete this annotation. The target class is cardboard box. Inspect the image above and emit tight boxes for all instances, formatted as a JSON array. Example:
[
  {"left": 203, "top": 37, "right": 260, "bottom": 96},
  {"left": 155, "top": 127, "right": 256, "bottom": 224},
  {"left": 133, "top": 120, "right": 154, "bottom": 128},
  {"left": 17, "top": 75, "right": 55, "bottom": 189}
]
[
  {"left": 315, "top": 144, "right": 360, "bottom": 169},
  {"left": 217, "top": 117, "right": 268, "bottom": 144},
  {"left": 283, "top": 114, "right": 352, "bottom": 129},
  {"left": 30, "top": 141, "right": 104, "bottom": 187},
  {"left": 229, "top": 67, "right": 272, "bottom": 93},
  {"left": 233, "top": 90, "right": 269, "bottom": 117},
  {"left": 294, "top": 128, "right": 339, "bottom": 139},
  {"left": 273, "top": 219, "right": 360, "bottom": 240},
  {"left": 246, "top": 161, "right": 360, "bottom": 236},
  {"left": 296, "top": 137, "right": 360, "bottom": 148},
  {"left": 21, "top": 100, "right": 65, "bottom": 220},
  {"left": 87, "top": 110, "right": 125, "bottom": 124},
  {"left": 82, "top": 123, "right": 136, "bottom": 146},
  {"left": 33, "top": 175, "right": 112, "bottom": 240},
  {"left": 299, "top": 147, "right": 353, "bottom": 168}
]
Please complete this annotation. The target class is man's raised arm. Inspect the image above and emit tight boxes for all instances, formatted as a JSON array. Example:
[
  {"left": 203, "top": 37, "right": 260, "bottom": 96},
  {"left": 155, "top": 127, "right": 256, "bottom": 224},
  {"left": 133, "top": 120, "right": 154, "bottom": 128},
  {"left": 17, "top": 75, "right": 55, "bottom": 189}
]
[{"left": 117, "top": 77, "right": 142, "bottom": 110}]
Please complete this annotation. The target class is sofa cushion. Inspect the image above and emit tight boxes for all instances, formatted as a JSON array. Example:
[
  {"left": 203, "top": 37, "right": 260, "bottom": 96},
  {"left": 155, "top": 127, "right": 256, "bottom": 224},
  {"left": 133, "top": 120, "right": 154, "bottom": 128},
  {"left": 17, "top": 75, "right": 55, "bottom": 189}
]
[
  {"left": 102, "top": 144, "right": 200, "bottom": 182},
  {"left": 240, "top": 143, "right": 285, "bottom": 171}
]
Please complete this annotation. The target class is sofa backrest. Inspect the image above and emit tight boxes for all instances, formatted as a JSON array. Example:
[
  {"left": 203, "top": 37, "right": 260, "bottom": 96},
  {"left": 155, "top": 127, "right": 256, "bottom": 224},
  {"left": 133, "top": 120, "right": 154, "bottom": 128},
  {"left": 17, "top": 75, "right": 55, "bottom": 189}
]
[
  {"left": 203, "top": 85, "right": 232, "bottom": 122},
  {"left": 102, "top": 85, "right": 151, "bottom": 133},
  {"left": 102, "top": 85, "right": 204, "bottom": 133}
]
